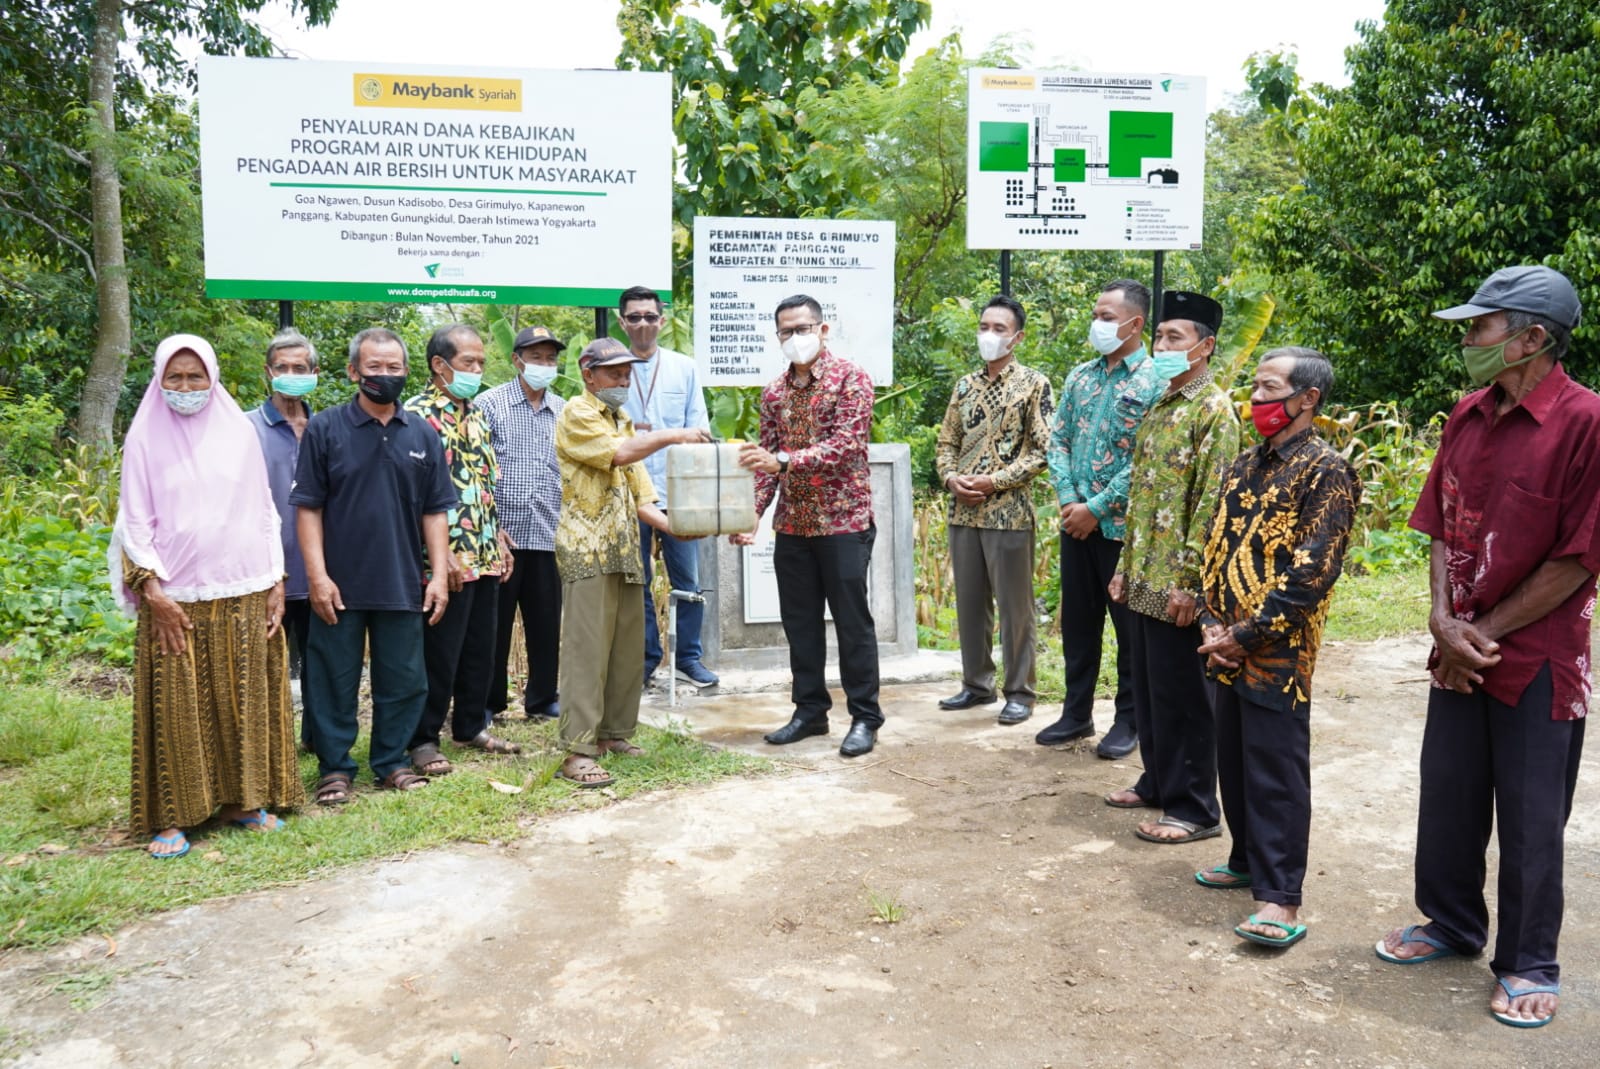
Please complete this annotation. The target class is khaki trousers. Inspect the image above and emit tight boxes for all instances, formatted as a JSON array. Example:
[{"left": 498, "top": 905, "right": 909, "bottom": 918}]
[
  {"left": 949, "top": 524, "right": 1037, "bottom": 704},
  {"left": 557, "top": 572, "right": 645, "bottom": 756}
]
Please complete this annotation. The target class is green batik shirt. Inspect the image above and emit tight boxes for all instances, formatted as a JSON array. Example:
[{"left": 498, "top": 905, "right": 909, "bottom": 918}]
[
  {"left": 1046, "top": 348, "right": 1168, "bottom": 541},
  {"left": 1120, "top": 369, "right": 1241, "bottom": 622},
  {"left": 935, "top": 361, "right": 1054, "bottom": 531},
  {"left": 403, "top": 384, "right": 503, "bottom": 581}
]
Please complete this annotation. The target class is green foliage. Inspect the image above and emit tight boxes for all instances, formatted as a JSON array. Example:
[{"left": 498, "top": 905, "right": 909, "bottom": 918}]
[
  {"left": 0, "top": 517, "right": 133, "bottom": 670},
  {"left": 1239, "top": 8, "right": 1600, "bottom": 417},
  {"left": 0, "top": 393, "right": 67, "bottom": 478}
]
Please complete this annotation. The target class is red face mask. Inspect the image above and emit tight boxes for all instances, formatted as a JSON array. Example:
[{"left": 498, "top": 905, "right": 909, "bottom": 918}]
[{"left": 1251, "top": 389, "right": 1305, "bottom": 437}]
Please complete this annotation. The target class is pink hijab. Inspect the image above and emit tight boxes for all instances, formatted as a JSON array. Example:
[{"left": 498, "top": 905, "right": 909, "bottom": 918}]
[{"left": 109, "top": 334, "right": 283, "bottom": 613}]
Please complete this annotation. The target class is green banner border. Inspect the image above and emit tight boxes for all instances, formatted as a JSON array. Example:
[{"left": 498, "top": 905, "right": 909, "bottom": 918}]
[{"left": 205, "top": 279, "right": 667, "bottom": 306}]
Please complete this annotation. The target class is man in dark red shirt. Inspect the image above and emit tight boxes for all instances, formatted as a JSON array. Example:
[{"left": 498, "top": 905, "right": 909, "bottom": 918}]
[
  {"left": 734, "top": 294, "right": 883, "bottom": 758},
  {"left": 1377, "top": 266, "right": 1598, "bottom": 1030}
]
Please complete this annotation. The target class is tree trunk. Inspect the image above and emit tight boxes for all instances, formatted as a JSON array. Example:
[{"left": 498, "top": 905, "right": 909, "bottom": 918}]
[{"left": 76, "top": 0, "right": 131, "bottom": 450}]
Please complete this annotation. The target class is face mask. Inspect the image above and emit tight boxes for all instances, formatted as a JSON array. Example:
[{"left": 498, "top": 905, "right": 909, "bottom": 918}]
[
  {"left": 781, "top": 333, "right": 822, "bottom": 366},
  {"left": 271, "top": 373, "right": 318, "bottom": 397},
  {"left": 596, "top": 386, "right": 630, "bottom": 411},
  {"left": 444, "top": 369, "right": 481, "bottom": 400},
  {"left": 1150, "top": 345, "right": 1200, "bottom": 380},
  {"left": 977, "top": 331, "right": 1011, "bottom": 362},
  {"left": 1460, "top": 327, "right": 1549, "bottom": 387},
  {"left": 162, "top": 388, "right": 211, "bottom": 416},
  {"left": 521, "top": 363, "right": 559, "bottom": 391},
  {"left": 359, "top": 374, "right": 407, "bottom": 405},
  {"left": 1088, "top": 318, "right": 1128, "bottom": 356},
  {"left": 1251, "top": 389, "right": 1306, "bottom": 438}
]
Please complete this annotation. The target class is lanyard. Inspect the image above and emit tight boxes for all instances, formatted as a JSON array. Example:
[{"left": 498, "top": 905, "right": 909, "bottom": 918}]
[{"left": 633, "top": 352, "right": 663, "bottom": 419}]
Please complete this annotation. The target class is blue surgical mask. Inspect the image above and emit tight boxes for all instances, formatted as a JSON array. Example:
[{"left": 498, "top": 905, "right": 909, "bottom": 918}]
[
  {"left": 1150, "top": 346, "right": 1199, "bottom": 380},
  {"left": 444, "top": 369, "right": 482, "bottom": 399},
  {"left": 162, "top": 387, "right": 211, "bottom": 416},
  {"left": 521, "top": 363, "right": 559, "bottom": 391},
  {"left": 271, "top": 373, "right": 318, "bottom": 397}
]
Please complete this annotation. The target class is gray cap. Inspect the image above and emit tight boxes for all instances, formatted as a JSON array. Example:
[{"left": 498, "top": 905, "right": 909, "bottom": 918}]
[{"left": 1433, "top": 265, "right": 1582, "bottom": 329}]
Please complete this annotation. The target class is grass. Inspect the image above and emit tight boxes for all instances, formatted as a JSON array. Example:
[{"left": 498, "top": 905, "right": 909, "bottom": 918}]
[
  {"left": 865, "top": 887, "right": 905, "bottom": 924},
  {"left": 0, "top": 685, "right": 771, "bottom": 950}
]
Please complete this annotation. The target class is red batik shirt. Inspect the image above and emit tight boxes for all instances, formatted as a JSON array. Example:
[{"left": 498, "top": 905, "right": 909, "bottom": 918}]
[
  {"left": 1409, "top": 363, "right": 1600, "bottom": 719},
  {"left": 753, "top": 350, "right": 875, "bottom": 536}
]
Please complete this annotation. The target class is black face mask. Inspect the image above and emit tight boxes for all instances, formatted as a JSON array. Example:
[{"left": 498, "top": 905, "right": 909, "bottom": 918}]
[{"left": 359, "top": 373, "right": 407, "bottom": 405}]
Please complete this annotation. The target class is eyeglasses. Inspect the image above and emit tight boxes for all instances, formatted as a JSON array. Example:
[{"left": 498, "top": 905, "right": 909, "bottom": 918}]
[
  {"left": 776, "top": 323, "right": 820, "bottom": 342},
  {"left": 621, "top": 313, "right": 662, "bottom": 325}
]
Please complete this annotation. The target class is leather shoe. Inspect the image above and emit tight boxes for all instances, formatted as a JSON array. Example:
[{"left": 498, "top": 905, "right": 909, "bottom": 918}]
[
  {"left": 1096, "top": 721, "right": 1139, "bottom": 759},
  {"left": 764, "top": 716, "right": 828, "bottom": 746},
  {"left": 997, "top": 701, "right": 1032, "bottom": 725},
  {"left": 1034, "top": 716, "right": 1095, "bottom": 746},
  {"left": 839, "top": 721, "right": 877, "bottom": 757},
  {"left": 938, "top": 689, "right": 998, "bottom": 710}
]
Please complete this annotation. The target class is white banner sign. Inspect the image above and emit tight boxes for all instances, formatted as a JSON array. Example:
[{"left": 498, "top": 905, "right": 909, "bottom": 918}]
[
  {"left": 966, "top": 68, "right": 1207, "bottom": 251},
  {"left": 692, "top": 216, "right": 895, "bottom": 386},
  {"left": 198, "top": 57, "right": 671, "bottom": 305}
]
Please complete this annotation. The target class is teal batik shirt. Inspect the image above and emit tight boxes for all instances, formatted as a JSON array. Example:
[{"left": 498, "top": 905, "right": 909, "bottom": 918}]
[{"left": 1046, "top": 348, "right": 1168, "bottom": 540}]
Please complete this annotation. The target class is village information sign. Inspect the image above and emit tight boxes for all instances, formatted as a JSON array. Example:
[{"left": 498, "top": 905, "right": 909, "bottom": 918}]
[
  {"left": 692, "top": 216, "right": 896, "bottom": 387},
  {"left": 966, "top": 68, "right": 1207, "bottom": 250},
  {"left": 198, "top": 57, "right": 671, "bottom": 304}
]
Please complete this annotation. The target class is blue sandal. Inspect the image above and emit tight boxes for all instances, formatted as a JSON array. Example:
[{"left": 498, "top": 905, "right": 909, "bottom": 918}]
[
  {"left": 1491, "top": 977, "right": 1559, "bottom": 1028},
  {"left": 148, "top": 830, "right": 190, "bottom": 860},
  {"left": 1374, "top": 924, "right": 1459, "bottom": 964},
  {"left": 230, "top": 809, "right": 284, "bottom": 832},
  {"left": 1234, "top": 914, "right": 1307, "bottom": 948}
]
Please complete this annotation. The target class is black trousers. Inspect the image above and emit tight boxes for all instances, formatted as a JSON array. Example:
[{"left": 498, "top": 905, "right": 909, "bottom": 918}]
[
  {"left": 411, "top": 577, "right": 498, "bottom": 749},
  {"left": 1214, "top": 681, "right": 1309, "bottom": 906},
  {"left": 774, "top": 526, "right": 883, "bottom": 729},
  {"left": 283, "top": 597, "right": 314, "bottom": 748},
  {"left": 490, "top": 548, "right": 561, "bottom": 717},
  {"left": 1414, "top": 664, "right": 1585, "bottom": 984},
  {"left": 1059, "top": 530, "right": 1134, "bottom": 731},
  {"left": 1129, "top": 611, "right": 1219, "bottom": 828}
]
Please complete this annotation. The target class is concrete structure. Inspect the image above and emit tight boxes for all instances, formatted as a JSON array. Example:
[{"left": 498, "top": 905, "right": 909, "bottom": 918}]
[{"left": 700, "top": 443, "right": 916, "bottom": 670}]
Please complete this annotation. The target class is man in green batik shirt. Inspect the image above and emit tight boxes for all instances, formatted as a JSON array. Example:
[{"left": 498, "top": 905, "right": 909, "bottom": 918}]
[{"left": 1108, "top": 291, "right": 1241, "bottom": 846}]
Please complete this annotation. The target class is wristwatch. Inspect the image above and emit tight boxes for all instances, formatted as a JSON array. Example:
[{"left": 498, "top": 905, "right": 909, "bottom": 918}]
[{"left": 775, "top": 450, "right": 790, "bottom": 474}]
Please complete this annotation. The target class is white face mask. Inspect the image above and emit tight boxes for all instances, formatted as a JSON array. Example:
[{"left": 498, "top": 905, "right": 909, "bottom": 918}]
[
  {"left": 977, "top": 331, "right": 1012, "bottom": 363},
  {"left": 162, "top": 387, "right": 211, "bottom": 416},
  {"left": 1088, "top": 317, "right": 1129, "bottom": 356},
  {"left": 781, "top": 332, "right": 822, "bottom": 366},
  {"left": 521, "top": 363, "right": 558, "bottom": 391}
]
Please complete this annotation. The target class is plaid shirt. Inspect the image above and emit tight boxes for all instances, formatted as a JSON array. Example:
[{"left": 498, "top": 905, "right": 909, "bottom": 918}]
[{"left": 477, "top": 379, "right": 564, "bottom": 553}]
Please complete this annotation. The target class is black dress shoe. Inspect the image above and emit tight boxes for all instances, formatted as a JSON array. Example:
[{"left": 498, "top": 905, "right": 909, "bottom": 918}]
[
  {"left": 1096, "top": 721, "right": 1139, "bottom": 759},
  {"left": 839, "top": 721, "right": 877, "bottom": 757},
  {"left": 997, "top": 701, "right": 1032, "bottom": 725},
  {"left": 938, "top": 689, "right": 998, "bottom": 710},
  {"left": 1034, "top": 716, "right": 1095, "bottom": 746},
  {"left": 764, "top": 716, "right": 829, "bottom": 745}
]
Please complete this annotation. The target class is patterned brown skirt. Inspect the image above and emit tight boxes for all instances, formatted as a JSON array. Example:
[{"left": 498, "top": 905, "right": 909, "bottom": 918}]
[{"left": 130, "top": 589, "right": 305, "bottom": 836}]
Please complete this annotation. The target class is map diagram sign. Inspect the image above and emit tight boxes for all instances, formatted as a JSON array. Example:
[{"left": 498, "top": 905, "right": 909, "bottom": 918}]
[
  {"left": 966, "top": 69, "right": 1206, "bottom": 251},
  {"left": 692, "top": 216, "right": 895, "bottom": 387},
  {"left": 198, "top": 57, "right": 670, "bottom": 304}
]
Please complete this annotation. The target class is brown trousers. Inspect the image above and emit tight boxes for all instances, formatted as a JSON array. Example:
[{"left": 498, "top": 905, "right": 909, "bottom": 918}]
[
  {"left": 557, "top": 572, "right": 645, "bottom": 756},
  {"left": 950, "top": 524, "right": 1037, "bottom": 705}
]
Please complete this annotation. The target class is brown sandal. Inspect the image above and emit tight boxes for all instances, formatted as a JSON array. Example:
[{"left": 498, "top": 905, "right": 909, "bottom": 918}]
[
  {"left": 314, "top": 772, "right": 352, "bottom": 806},
  {"left": 462, "top": 730, "right": 521, "bottom": 755},
  {"left": 598, "top": 739, "right": 644, "bottom": 757},
  {"left": 377, "top": 768, "right": 430, "bottom": 791},
  {"left": 410, "top": 742, "right": 453, "bottom": 776},
  {"left": 555, "top": 756, "right": 614, "bottom": 789}
]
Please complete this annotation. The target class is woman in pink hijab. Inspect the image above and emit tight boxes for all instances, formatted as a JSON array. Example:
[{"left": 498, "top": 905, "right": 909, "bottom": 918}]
[{"left": 110, "top": 334, "right": 305, "bottom": 859}]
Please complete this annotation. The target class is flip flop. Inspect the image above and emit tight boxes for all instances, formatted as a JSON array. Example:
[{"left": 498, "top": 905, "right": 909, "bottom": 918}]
[
  {"left": 230, "top": 809, "right": 284, "bottom": 832},
  {"left": 1491, "top": 977, "right": 1559, "bottom": 1029},
  {"left": 1133, "top": 816, "right": 1221, "bottom": 844},
  {"left": 1234, "top": 914, "right": 1307, "bottom": 948},
  {"left": 1195, "top": 864, "right": 1252, "bottom": 889},
  {"left": 148, "top": 831, "right": 190, "bottom": 860},
  {"left": 1374, "top": 924, "right": 1460, "bottom": 965},
  {"left": 1104, "top": 787, "right": 1154, "bottom": 809}
]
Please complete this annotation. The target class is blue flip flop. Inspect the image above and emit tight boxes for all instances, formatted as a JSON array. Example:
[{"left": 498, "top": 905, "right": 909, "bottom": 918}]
[
  {"left": 230, "top": 809, "right": 284, "bottom": 832},
  {"left": 1195, "top": 864, "right": 1252, "bottom": 889},
  {"left": 1234, "top": 914, "right": 1307, "bottom": 948},
  {"left": 1375, "top": 924, "right": 1459, "bottom": 964},
  {"left": 1491, "top": 977, "right": 1559, "bottom": 1028},
  {"left": 148, "top": 831, "right": 190, "bottom": 860}
]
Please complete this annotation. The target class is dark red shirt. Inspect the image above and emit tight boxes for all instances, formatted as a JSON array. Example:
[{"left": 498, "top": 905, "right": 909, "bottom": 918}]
[
  {"left": 1409, "top": 363, "right": 1600, "bottom": 719},
  {"left": 753, "top": 351, "right": 875, "bottom": 537}
]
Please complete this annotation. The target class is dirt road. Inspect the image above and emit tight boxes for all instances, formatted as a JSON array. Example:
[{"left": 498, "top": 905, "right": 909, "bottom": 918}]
[{"left": 2, "top": 633, "right": 1595, "bottom": 1067}]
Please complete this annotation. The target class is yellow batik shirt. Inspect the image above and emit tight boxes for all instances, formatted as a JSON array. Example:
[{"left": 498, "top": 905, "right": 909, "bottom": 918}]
[
  {"left": 1200, "top": 428, "right": 1361, "bottom": 713},
  {"left": 553, "top": 391, "right": 657, "bottom": 584},
  {"left": 935, "top": 361, "right": 1054, "bottom": 530}
]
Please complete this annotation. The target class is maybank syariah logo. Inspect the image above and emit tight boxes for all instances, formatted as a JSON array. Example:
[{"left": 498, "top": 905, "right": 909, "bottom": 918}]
[{"left": 353, "top": 74, "right": 522, "bottom": 112}]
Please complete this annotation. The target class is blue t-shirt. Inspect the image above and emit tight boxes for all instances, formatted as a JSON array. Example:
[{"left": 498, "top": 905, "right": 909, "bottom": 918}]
[
  {"left": 289, "top": 398, "right": 455, "bottom": 612},
  {"left": 250, "top": 400, "right": 311, "bottom": 599}
]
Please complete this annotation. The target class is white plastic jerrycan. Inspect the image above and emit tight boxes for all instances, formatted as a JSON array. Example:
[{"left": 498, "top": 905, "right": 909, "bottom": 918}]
[{"left": 664, "top": 442, "right": 757, "bottom": 537}]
